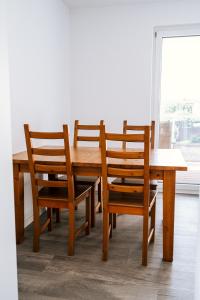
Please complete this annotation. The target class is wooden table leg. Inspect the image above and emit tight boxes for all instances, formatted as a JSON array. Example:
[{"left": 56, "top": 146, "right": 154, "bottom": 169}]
[
  {"left": 13, "top": 164, "right": 24, "bottom": 244},
  {"left": 163, "top": 170, "right": 176, "bottom": 262}
]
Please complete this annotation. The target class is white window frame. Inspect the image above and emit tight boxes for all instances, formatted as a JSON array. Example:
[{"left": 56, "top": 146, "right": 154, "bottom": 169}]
[{"left": 152, "top": 24, "right": 200, "bottom": 194}]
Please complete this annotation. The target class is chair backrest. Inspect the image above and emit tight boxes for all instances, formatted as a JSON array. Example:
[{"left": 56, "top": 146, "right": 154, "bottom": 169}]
[
  {"left": 123, "top": 120, "right": 155, "bottom": 149},
  {"left": 100, "top": 124, "right": 151, "bottom": 209},
  {"left": 24, "top": 124, "right": 74, "bottom": 203},
  {"left": 73, "top": 120, "right": 104, "bottom": 147}
]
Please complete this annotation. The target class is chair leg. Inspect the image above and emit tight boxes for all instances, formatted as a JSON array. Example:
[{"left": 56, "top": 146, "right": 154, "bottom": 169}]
[
  {"left": 85, "top": 194, "right": 91, "bottom": 235},
  {"left": 68, "top": 203, "right": 75, "bottom": 256},
  {"left": 113, "top": 213, "right": 117, "bottom": 229},
  {"left": 33, "top": 206, "right": 40, "bottom": 252},
  {"left": 98, "top": 179, "right": 102, "bottom": 213},
  {"left": 55, "top": 208, "right": 61, "bottom": 223},
  {"left": 150, "top": 201, "right": 156, "bottom": 243},
  {"left": 47, "top": 208, "right": 52, "bottom": 231},
  {"left": 142, "top": 215, "right": 149, "bottom": 266},
  {"left": 102, "top": 209, "right": 109, "bottom": 261},
  {"left": 91, "top": 185, "right": 96, "bottom": 228},
  {"left": 109, "top": 213, "right": 113, "bottom": 239}
]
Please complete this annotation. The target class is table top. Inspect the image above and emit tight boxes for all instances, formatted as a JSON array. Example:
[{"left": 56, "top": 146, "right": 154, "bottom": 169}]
[{"left": 13, "top": 147, "right": 187, "bottom": 171}]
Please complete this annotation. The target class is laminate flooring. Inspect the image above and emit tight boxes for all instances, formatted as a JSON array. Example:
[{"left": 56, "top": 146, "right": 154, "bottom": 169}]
[{"left": 17, "top": 193, "right": 200, "bottom": 300}]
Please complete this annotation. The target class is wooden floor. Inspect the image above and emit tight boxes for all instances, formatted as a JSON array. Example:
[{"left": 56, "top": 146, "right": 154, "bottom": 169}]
[{"left": 17, "top": 193, "right": 199, "bottom": 300}]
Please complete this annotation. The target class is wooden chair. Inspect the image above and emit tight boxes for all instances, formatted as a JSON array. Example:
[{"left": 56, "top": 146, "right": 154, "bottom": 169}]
[
  {"left": 73, "top": 120, "right": 104, "bottom": 227},
  {"left": 112, "top": 121, "right": 157, "bottom": 228},
  {"left": 24, "top": 124, "right": 91, "bottom": 255},
  {"left": 112, "top": 120, "right": 157, "bottom": 190},
  {"left": 100, "top": 125, "right": 157, "bottom": 265}
]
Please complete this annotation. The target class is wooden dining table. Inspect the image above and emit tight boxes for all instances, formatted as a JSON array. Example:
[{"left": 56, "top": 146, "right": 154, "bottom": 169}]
[{"left": 13, "top": 146, "right": 187, "bottom": 262}]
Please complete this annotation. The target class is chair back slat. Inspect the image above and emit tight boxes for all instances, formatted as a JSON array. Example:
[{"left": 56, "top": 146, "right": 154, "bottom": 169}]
[
  {"left": 77, "top": 136, "right": 100, "bottom": 142},
  {"left": 32, "top": 148, "right": 65, "bottom": 156},
  {"left": 30, "top": 131, "right": 64, "bottom": 139},
  {"left": 108, "top": 183, "right": 144, "bottom": 193},
  {"left": 125, "top": 125, "right": 149, "bottom": 131},
  {"left": 36, "top": 179, "right": 67, "bottom": 188},
  {"left": 77, "top": 125, "right": 101, "bottom": 130},
  {"left": 74, "top": 120, "right": 104, "bottom": 147},
  {"left": 35, "top": 164, "right": 66, "bottom": 174},
  {"left": 24, "top": 124, "right": 74, "bottom": 205},
  {"left": 107, "top": 167, "right": 144, "bottom": 178},
  {"left": 106, "top": 150, "right": 144, "bottom": 159},
  {"left": 106, "top": 133, "right": 144, "bottom": 142}
]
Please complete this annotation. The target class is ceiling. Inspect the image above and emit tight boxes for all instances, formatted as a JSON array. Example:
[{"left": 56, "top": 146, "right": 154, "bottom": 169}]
[{"left": 64, "top": 0, "right": 180, "bottom": 8}]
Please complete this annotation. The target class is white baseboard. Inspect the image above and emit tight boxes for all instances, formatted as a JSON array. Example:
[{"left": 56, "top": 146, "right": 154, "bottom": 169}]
[
  {"left": 24, "top": 208, "right": 46, "bottom": 228},
  {"left": 158, "top": 182, "right": 200, "bottom": 195},
  {"left": 24, "top": 214, "right": 33, "bottom": 228}
]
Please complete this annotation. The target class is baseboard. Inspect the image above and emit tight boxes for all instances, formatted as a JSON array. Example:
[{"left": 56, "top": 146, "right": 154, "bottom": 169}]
[
  {"left": 24, "top": 214, "right": 33, "bottom": 228},
  {"left": 158, "top": 182, "right": 200, "bottom": 195},
  {"left": 24, "top": 208, "right": 46, "bottom": 228}
]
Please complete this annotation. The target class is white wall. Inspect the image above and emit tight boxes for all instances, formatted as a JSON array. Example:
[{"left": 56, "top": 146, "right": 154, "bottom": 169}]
[
  {"left": 8, "top": 0, "right": 71, "bottom": 152},
  {"left": 7, "top": 0, "right": 71, "bottom": 226},
  {"left": 70, "top": 0, "right": 200, "bottom": 132},
  {"left": 0, "top": 1, "right": 18, "bottom": 299}
]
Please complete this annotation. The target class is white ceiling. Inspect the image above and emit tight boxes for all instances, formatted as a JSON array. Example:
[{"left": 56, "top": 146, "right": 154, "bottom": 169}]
[{"left": 64, "top": 0, "right": 180, "bottom": 8}]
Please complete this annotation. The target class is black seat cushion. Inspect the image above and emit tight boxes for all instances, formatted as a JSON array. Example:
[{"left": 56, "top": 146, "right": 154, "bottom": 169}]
[
  {"left": 109, "top": 190, "right": 157, "bottom": 208},
  {"left": 59, "top": 175, "right": 100, "bottom": 185},
  {"left": 38, "top": 184, "right": 91, "bottom": 201}
]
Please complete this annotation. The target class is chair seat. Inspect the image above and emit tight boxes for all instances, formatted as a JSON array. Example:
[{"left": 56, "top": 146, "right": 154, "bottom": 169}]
[
  {"left": 76, "top": 176, "right": 100, "bottom": 184},
  {"left": 59, "top": 175, "right": 100, "bottom": 186},
  {"left": 112, "top": 178, "right": 157, "bottom": 190},
  {"left": 59, "top": 174, "right": 101, "bottom": 227},
  {"left": 38, "top": 184, "right": 91, "bottom": 201},
  {"left": 109, "top": 190, "right": 157, "bottom": 208}
]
